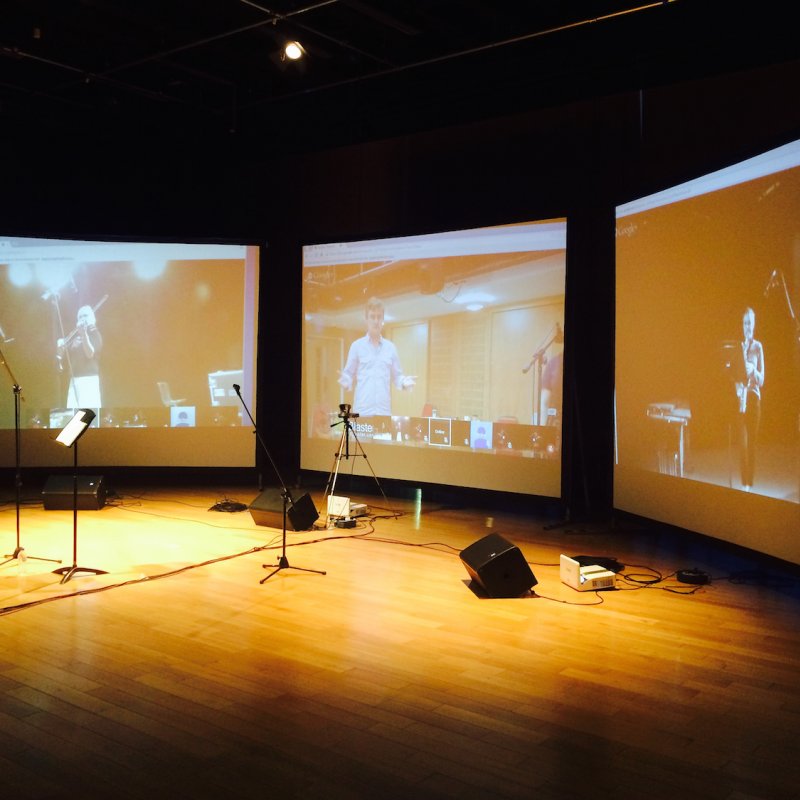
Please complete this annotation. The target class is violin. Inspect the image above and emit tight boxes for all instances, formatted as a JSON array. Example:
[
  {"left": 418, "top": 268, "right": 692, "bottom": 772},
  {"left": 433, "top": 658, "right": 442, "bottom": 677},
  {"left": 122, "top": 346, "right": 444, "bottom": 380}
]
[{"left": 60, "top": 323, "right": 96, "bottom": 348}]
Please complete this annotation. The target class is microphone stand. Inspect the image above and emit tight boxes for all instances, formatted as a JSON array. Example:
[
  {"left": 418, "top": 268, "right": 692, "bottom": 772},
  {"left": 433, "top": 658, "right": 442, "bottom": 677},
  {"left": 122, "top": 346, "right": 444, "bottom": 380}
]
[
  {"left": 0, "top": 345, "right": 61, "bottom": 567},
  {"left": 765, "top": 269, "right": 800, "bottom": 500},
  {"left": 232, "top": 384, "right": 325, "bottom": 584},
  {"left": 772, "top": 269, "right": 799, "bottom": 346},
  {"left": 522, "top": 323, "right": 563, "bottom": 425},
  {"left": 49, "top": 291, "right": 77, "bottom": 404}
]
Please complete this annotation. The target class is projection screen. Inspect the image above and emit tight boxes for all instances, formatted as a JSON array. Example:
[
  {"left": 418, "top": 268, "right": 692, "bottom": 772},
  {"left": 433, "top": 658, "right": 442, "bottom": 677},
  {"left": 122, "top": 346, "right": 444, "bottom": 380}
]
[
  {"left": 615, "top": 138, "right": 800, "bottom": 565},
  {"left": 0, "top": 236, "right": 259, "bottom": 468},
  {"left": 301, "top": 219, "right": 567, "bottom": 497}
]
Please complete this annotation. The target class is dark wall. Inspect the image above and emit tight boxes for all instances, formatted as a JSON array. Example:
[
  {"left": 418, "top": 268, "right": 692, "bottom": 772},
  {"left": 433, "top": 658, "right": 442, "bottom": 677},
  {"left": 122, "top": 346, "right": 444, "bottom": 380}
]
[
  {"left": 254, "top": 60, "right": 800, "bottom": 519},
  {"left": 3, "top": 58, "right": 800, "bottom": 519}
]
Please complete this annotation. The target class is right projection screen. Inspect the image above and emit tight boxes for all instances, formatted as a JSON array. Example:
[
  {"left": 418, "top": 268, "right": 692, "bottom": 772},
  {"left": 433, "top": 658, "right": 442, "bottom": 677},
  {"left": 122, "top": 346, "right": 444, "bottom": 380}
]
[{"left": 615, "top": 138, "right": 800, "bottom": 565}]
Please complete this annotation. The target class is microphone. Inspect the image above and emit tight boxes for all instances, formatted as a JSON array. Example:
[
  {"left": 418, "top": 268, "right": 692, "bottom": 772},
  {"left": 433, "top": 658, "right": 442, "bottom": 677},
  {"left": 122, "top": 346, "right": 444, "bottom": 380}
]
[
  {"left": 232, "top": 383, "right": 241, "bottom": 394},
  {"left": 41, "top": 288, "right": 56, "bottom": 301},
  {"left": 764, "top": 269, "right": 779, "bottom": 297}
]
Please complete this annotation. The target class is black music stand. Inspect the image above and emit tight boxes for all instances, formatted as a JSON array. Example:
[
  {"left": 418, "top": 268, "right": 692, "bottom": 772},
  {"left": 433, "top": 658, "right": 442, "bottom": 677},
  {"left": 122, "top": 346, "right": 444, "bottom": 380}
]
[
  {"left": 52, "top": 409, "right": 107, "bottom": 584},
  {"left": 231, "top": 384, "right": 324, "bottom": 584},
  {"left": 1, "top": 345, "right": 61, "bottom": 567}
]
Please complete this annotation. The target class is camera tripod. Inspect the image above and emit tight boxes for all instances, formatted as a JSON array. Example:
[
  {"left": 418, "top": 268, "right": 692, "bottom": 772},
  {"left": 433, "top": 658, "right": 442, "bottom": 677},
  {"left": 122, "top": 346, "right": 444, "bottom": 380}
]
[{"left": 322, "top": 404, "right": 395, "bottom": 526}]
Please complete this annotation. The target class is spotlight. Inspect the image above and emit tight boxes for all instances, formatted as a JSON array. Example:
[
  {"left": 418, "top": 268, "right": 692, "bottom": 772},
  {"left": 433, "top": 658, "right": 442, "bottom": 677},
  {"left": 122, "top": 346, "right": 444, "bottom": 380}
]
[{"left": 282, "top": 40, "right": 305, "bottom": 61}]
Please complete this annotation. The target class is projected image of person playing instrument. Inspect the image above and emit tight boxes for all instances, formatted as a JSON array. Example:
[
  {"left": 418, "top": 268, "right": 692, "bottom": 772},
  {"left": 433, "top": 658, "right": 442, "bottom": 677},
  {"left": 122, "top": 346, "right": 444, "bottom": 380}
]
[
  {"left": 57, "top": 303, "right": 104, "bottom": 409},
  {"left": 338, "top": 296, "right": 416, "bottom": 417},
  {"left": 736, "top": 306, "right": 765, "bottom": 492}
]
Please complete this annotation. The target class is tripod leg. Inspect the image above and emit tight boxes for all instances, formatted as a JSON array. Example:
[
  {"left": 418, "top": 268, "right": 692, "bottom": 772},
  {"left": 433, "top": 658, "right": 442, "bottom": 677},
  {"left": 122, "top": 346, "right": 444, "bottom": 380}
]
[
  {"left": 259, "top": 559, "right": 285, "bottom": 583},
  {"left": 348, "top": 428, "right": 399, "bottom": 518},
  {"left": 0, "top": 547, "right": 22, "bottom": 567},
  {"left": 22, "top": 553, "right": 63, "bottom": 564},
  {"left": 322, "top": 425, "right": 350, "bottom": 527},
  {"left": 2, "top": 546, "right": 62, "bottom": 566},
  {"left": 260, "top": 560, "right": 327, "bottom": 583}
]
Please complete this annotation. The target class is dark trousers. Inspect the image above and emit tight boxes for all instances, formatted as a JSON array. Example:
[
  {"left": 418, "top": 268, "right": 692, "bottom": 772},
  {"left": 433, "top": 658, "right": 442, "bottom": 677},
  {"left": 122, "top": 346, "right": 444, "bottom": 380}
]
[{"left": 740, "top": 396, "right": 761, "bottom": 488}]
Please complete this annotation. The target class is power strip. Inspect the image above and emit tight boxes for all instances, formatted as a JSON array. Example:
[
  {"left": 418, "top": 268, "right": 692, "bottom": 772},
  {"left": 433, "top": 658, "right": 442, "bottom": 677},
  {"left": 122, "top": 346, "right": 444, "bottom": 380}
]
[{"left": 677, "top": 568, "right": 711, "bottom": 585}]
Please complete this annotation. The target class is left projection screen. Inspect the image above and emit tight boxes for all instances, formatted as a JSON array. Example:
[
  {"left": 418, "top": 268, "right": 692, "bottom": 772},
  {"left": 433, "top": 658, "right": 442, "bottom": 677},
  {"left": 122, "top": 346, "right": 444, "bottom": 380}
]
[{"left": 0, "top": 236, "right": 259, "bottom": 467}]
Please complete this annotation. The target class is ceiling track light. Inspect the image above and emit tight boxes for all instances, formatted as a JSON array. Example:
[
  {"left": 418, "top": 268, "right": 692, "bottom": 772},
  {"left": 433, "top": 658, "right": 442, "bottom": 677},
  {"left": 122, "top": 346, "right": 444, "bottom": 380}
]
[{"left": 282, "top": 40, "right": 306, "bottom": 61}]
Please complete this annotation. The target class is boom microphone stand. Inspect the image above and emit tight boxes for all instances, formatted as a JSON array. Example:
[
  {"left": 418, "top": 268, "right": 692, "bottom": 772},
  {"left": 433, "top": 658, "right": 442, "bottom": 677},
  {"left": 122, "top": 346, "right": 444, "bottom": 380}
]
[
  {"left": 1, "top": 343, "right": 61, "bottom": 567},
  {"left": 231, "top": 384, "right": 325, "bottom": 584},
  {"left": 522, "top": 322, "right": 563, "bottom": 425}
]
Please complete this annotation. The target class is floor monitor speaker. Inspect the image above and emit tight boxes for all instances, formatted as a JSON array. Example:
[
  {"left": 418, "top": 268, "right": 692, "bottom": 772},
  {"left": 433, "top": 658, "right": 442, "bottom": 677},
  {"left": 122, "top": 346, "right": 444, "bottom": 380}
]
[
  {"left": 42, "top": 474, "right": 107, "bottom": 510},
  {"left": 249, "top": 488, "right": 319, "bottom": 531},
  {"left": 459, "top": 532, "right": 537, "bottom": 598}
]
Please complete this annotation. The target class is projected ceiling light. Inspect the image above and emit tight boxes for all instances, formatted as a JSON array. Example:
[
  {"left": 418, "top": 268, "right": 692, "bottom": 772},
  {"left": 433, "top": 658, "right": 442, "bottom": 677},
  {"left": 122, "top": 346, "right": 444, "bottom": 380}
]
[
  {"left": 283, "top": 41, "right": 305, "bottom": 61},
  {"left": 455, "top": 291, "right": 495, "bottom": 306},
  {"left": 466, "top": 303, "right": 484, "bottom": 312},
  {"left": 133, "top": 258, "right": 167, "bottom": 281}
]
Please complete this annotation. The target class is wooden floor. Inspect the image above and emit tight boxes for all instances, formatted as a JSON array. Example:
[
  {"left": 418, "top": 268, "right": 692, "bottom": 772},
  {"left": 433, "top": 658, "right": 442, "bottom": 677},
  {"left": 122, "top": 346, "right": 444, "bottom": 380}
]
[{"left": 1, "top": 483, "right": 799, "bottom": 800}]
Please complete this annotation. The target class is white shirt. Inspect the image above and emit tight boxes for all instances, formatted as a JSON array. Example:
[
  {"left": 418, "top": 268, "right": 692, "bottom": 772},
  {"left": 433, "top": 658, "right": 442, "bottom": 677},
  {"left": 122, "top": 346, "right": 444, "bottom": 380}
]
[{"left": 339, "top": 334, "right": 406, "bottom": 416}]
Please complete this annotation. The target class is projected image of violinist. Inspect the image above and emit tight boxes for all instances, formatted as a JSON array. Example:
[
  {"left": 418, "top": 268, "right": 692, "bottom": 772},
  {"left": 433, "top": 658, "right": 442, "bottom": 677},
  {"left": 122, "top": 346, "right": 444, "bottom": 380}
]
[{"left": 57, "top": 301, "right": 105, "bottom": 409}]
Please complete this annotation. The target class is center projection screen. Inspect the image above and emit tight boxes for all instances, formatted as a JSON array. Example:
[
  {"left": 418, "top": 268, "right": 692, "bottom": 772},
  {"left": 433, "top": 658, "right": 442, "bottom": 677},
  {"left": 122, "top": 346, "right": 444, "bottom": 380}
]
[
  {"left": 615, "top": 138, "right": 800, "bottom": 565},
  {"left": 0, "top": 236, "right": 259, "bottom": 468},
  {"left": 301, "top": 219, "right": 567, "bottom": 497}
]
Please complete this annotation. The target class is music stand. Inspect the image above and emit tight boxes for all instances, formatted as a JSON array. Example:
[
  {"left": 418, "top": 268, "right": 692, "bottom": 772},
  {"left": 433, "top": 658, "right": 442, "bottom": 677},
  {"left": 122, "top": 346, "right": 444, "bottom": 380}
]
[
  {"left": 231, "top": 384, "right": 325, "bottom": 584},
  {"left": 1, "top": 345, "right": 61, "bottom": 567},
  {"left": 51, "top": 409, "right": 107, "bottom": 584}
]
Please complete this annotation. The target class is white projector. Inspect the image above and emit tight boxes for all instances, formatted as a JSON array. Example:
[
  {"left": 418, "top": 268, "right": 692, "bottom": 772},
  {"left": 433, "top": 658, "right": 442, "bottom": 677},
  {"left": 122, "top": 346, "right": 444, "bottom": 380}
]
[
  {"left": 349, "top": 503, "right": 369, "bottom": 517},
  {"left": 560, "top": 554, "right": 616, "bottom": 591},
  {"left": 326, "top": 495, "right": 350, "bottom": 518}
]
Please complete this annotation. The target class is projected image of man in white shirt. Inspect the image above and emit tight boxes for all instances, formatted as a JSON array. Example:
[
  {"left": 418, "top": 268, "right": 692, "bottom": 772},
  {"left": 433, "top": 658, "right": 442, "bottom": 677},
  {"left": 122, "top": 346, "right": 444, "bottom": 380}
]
[
  {"left": 57, "top": 304, "right": 103, "bottom": 409},
  {"left": 338, "top": 297, "right": 415, "bottom": 417}
]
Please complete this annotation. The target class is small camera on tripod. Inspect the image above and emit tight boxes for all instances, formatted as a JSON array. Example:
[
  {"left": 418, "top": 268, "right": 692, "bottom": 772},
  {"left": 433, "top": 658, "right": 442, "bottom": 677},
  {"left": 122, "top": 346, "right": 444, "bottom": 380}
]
[{"left": 338, "top": 403, "right": 359, "bottom": 420}]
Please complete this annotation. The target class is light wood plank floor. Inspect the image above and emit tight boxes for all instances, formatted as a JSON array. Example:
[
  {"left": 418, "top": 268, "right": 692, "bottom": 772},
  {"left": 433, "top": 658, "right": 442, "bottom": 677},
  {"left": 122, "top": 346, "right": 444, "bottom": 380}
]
[{"left": 1, "top": 483, "right": 799, "bottom": 800}]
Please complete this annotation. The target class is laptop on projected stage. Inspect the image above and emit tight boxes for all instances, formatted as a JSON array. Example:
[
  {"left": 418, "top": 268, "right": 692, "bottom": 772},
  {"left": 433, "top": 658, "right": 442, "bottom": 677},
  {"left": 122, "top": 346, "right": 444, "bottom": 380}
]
[
  {"left": 208, "top": 369, "right": 243, "bottom": 406},
  {"left": 559, "top": 554, "right": 616, "bottom": 592}
]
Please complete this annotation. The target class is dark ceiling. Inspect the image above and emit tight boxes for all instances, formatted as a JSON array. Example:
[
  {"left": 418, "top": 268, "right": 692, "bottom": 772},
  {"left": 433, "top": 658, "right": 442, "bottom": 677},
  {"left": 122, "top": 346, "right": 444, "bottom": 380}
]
[{"left": 2, "top": 1, "right": 799, "bottom": 154}]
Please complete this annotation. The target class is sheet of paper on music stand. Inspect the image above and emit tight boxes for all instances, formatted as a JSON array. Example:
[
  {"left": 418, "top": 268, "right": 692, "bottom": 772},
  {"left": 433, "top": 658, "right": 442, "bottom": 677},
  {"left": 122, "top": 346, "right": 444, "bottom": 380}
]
[{"left": 56, "top": 409, "right": 96, "bottom": 447}]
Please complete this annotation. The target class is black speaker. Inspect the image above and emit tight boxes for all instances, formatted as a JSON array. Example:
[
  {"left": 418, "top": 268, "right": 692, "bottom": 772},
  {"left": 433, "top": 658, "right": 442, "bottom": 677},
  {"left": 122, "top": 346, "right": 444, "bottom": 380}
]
[
  {"left": 248, "top": 488, "right": 319, "bottom": 531},
  {"left": 459, "top": 533, "right": 537, "bottom": 598},
  {"left": 42, "top": 474, "right": 107, "bottom": 510}
]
